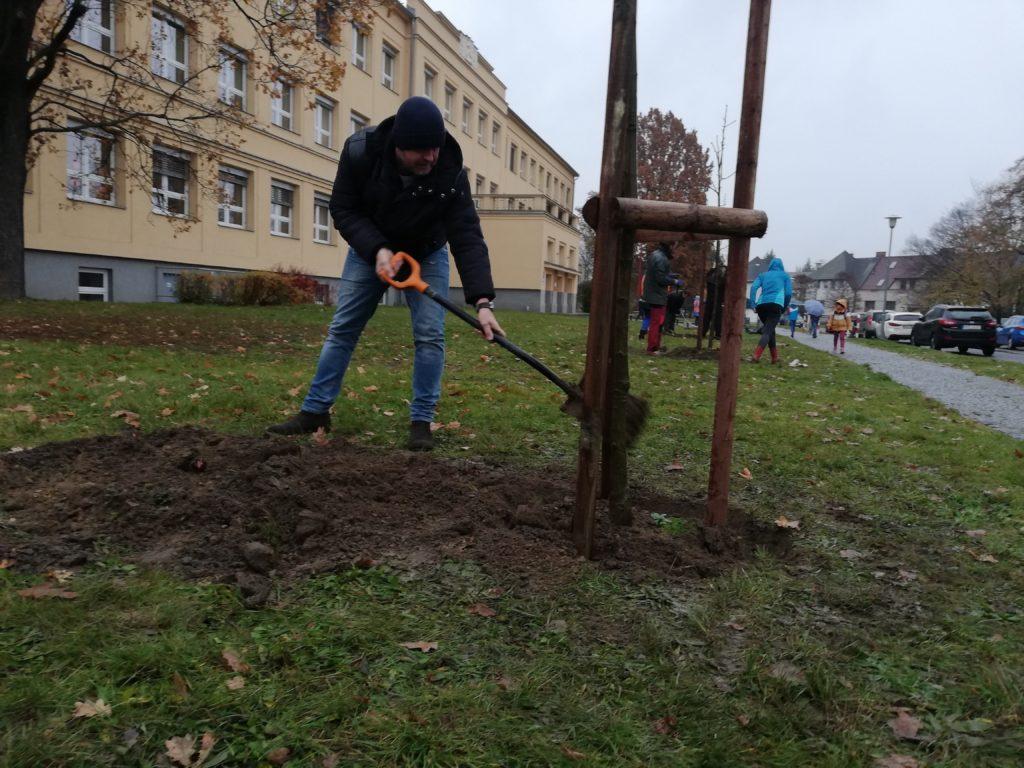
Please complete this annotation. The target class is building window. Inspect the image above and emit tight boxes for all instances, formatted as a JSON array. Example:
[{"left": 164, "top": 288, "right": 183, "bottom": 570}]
[
  {"left": 352, "top": 26, "right": 367, "bottom": 71},
  {"left": 270, "top": 80, "right": 293, "bottom": 130},
  {"left": 520, "top": 152, "right": 527, "bottom": 178},
  {"left": 443, "top": 84, "right": 455, "bottom": 122},
  {"left": 315, "top": 0, "right": 337, "bottom": 45},
  {"left": 477, "top": 110, "right": 487, "bottom": 145},
  {"left": 270, "top": 181, "right": 294, "bottom": 236},
  {"left": 530, "top": 159, "right": 537, "bottom": 185},
  {"left": 349, "top": 110, "right": 368, "bottom": 137},
  {"left": 217, "top": 166, "right": 248, "bottom": 229},
  {"left": 864, "top": 300, "right": 876, "bottom": 311},
  {"left": 489, "top": 182, "right": 498, "bottom": 195},
  {"left": 150, "top": 10, "right": 187, "bottom": 84},
  {"left": 315, "top": 96, "right": 334, "bottom": 147},
  {"left": 217, "top": 46, "right": 247, "bottom": 109},
  {"left": 67, "top": 123, "right": 116, "bottom": 206},
  {"left": 423, "top": 67, "right": 436, "bottom": 101},
  {"left": 546, "top": 171, "right": 552, "bottom": 193},
  {"left": 78, "top": 268, "right": 110, "bottom": 302},
  {"left": 70, "top": 0, "right": 114, "bottom": 54},
  {"left": 382, "top": 44, "right": 397, "bottom": 90},
  {"left": 491, "top": 122, "right": 500, "bottom": 154},
  {"left": 461, "top": 98, "right": 472, "bottom": 134},
  {"left": 151, "top": 147, "right": 189, "bottom": 217},
  {"left": 509, "top": 144, "right": 517, "bottom": 172},
  {"left": 475, "top": 174, "right": 485, "bottom": 195},
  {"left": 313, "top": 192, "right": 331, "bottom": 243}
]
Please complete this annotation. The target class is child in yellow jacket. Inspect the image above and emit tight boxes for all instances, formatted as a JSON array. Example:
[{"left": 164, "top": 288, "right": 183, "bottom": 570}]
[{"left": 827, "top": 298, "right": 853, "bottom": 354}]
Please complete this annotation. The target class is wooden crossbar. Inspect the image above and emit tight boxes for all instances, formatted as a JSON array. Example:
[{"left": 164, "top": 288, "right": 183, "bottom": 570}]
[{"left": 582, "top": 196, "right": 767, "bottom": 239}]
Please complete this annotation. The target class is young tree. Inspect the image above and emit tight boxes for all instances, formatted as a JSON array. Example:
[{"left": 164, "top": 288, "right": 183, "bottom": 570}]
[{"left": 1, "top": 0, "right": 373, "bottom": 299}]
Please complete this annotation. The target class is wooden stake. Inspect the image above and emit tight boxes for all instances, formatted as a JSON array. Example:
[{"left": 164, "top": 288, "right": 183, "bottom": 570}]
[
  {"left": 574, "top": 0, "right": 637, "bottom": 556},
  {"left": 706, "top": 0, "right": 772, "bottom": 527}
]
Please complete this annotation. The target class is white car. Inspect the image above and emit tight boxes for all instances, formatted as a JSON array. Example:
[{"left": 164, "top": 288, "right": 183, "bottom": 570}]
[{"left": 879, "top": 311, "right": 923, "bottom": 341}]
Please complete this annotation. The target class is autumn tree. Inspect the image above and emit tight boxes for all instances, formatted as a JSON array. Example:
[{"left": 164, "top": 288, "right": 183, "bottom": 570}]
[
  {"left": 0, "top": 0, "right": 374, "bottom": 299},
  {"left": 635, "top": 107, "right": 712, "bottom": 290}
]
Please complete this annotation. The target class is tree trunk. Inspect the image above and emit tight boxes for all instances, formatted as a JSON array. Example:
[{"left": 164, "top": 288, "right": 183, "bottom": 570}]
[{"left": 0, "top": 94, "right": 30, "bottom": 300}]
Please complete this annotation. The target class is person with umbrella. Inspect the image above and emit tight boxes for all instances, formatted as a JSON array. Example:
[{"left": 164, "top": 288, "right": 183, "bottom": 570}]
[{"left": 805, "top": 298, "right": 825, "bottom": 338}]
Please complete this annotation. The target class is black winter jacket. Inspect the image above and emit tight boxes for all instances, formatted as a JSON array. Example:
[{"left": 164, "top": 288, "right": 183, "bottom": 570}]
[
  {"left": 328, "top": 116, "right": 495, "bottom": 305},
  {"left": 641, "top": 248, "right": 674, "bottom": 306}
]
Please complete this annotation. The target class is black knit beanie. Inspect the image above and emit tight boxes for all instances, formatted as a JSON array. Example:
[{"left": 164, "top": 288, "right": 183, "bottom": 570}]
[{"left": 392, "top": 96, "right": 446, "bottom": 150}]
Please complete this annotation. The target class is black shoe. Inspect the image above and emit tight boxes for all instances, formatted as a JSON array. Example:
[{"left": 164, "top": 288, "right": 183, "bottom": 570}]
[
  {"left": 266, "top": 410, "right": 331, "bottom": 435},
  {"left": 638, "top": 330, "right": 647, "bottom": 340},
  {"left": 407, "top": 420, "right": 434, "bottom": 451}
]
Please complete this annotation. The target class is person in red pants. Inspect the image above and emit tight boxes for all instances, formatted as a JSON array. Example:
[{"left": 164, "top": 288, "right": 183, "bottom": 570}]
[{"left": 641, "top": 243, "right": 682, "bottom": 354}]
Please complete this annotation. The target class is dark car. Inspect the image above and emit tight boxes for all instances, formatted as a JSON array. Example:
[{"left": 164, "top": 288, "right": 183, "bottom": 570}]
[
  {"left": 863, "top": 310, "right": 888, "bottom": 338},
  {"left": 910, "top": 305, "right": 998, "bottom": 355}
]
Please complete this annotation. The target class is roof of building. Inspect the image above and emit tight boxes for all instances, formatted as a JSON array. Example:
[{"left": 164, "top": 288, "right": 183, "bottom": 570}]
[
  {"left": 859, "top": 254, "right": 927, "bottom": 289},
  {"left": 805, "top": 251, "right": 872, "bottom": 284},
  {"left": 746, "top": 254, "right": 773, "bottom": 283}
]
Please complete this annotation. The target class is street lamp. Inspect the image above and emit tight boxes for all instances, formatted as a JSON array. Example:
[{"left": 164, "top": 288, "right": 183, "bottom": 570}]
[{"left": 883, "top": 215, "right": 901, "bottom": 311}]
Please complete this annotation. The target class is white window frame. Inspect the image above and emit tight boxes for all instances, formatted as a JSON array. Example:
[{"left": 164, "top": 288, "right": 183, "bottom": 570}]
[
  {"left": 78, "top": 268, "right": 110, "bottom": 302},
  {"left": 313, "top": 192, "right": 332, "bottom": 244},
  {"left": 443, "top": 84, "right": 455, "bottom": 122},
  {"left": 314, "top": 96, "right": 335, "bottom": 148},
  {"left": 270, "top": 181, "right": 295, "bottom": 237},
  {"left": 423, "top": 67, "right": 436, "bottom": 101},
  {"left": 382, "top": 44, "right": 397, "bottom": 90},
  {"left": 217, "top": 46, "right": 247, "bottom": 109},
  {"left": 477, "top": 110, "right": 487, "bottom": 145},
  {"left": 69, "top": 0, "right": 114, "bottom": 54},
  {"left": 151, "top": 146, "right": 190, "bottom": 218},
  {"left": 352, "top": 27, "right": 367, "bottom": 71},
  {"left": 349, "top": 110, "right": 368, "bottom": 137},
  {"left": 509, "top": 144, "right": 517, "bottom": 172},
  {"left": 461, "top": 98, "right": 471, "bottom": 135},
  {"left": 270, "top": 80, "right": 293, "bottom": 130},
  {"left": 66, "top": 123, "right": 116, "bottom": 206},
  {"left": 150, "top": 10, "right": 187, "bottom": 84},
  {"left": 217, "top": 166, "right": 248, "bottom": 229},
  {"left": 491, "top": 122, "right": 500, "bottom": 154}
]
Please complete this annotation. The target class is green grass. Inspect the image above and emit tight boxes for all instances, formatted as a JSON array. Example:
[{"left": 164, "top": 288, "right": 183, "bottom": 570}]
[
  {"left": 2, "top": 300, "right": 1023, "bottom": 767},
  {"left": 853, "top": 335, "right": 1024, "bottom": 385}
]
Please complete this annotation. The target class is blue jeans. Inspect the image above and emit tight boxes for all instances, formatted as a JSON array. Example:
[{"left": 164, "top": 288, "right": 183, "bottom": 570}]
[
  {"left": 302, "top": 246, "right": 449, "bottom": 423},
  {"left": 808, "top": 314, "right": 821, "bottom": 338}
]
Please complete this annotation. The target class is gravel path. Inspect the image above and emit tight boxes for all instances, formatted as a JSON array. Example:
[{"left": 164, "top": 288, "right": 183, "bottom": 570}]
[{"left": 789, "top": 331, "right": 1024, "bottom": 441}]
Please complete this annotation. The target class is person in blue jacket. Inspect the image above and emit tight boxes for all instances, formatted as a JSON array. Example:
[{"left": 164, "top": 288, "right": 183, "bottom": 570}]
[
  {"left": 747, "top": 256, "right": 792, "bottom": 363},
  {"left": 787, "top": 304, "right": 800, "bottom": 337}
]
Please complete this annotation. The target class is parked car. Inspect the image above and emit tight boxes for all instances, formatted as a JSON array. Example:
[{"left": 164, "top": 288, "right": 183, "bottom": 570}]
[
  {"left": 996, "top": 315, "right": 1024, "bottom": 349},
  {"left": 863, "top": 310, "right": 888, "bottom": 338},
  {"left": 910, "top": 305, "right": 998, "bottom": 355},
  {"left": 878, "top": 311, "right": 923, "bottom": 341}
]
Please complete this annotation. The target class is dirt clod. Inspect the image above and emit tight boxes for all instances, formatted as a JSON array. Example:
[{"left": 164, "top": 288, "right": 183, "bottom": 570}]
[
  {"left": 241, "top": 542, "right": 277, "bottom": 574},
  {"left": 235, "top": 571, "right": 272, "bottom": 609}
]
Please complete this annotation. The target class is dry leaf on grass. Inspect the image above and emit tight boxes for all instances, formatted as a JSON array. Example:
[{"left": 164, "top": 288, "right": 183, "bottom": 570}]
[
  {"left": 226, "top": 676, "right": 245, "bottom": 690},
  {"left": 738, "top": 467, "right": 753, "bottom": 480},
  {"left": 165, "top": 732, "right": 215, "bottom": 768},
  {"left": 311, "top": 427, "right": 330, "bottom": 447},
  {"left": 18, "top": 583, "right": 78, "bottom": 599},
  {"left": 72, "top": 698, "right": 111, "bottom": 718},
  {"left": 972, "top": 551, "right": 998, "bottom": 563},
  {"left": 266, "top": 747, "right": 291, "bottom": 765},
  {"left": 288, "top": 387, "right": 301, "bottom": 397},
  {"left": 160, "top": 408, "right": 175, "bottom": 417},
  {"left": 774, "top": 515, "right": 800, "bottom": 529},
  {"left": 110, "top": 410, "right": 141, "bottom": 428},
  {"left": 964, "top": 529, "right": 987, "bottom": 538},
  {"left": 736, "top": 713, "right": 751, "bottom": 726},
  {"left": 767, "top": 661, "right": 806, "bottom": 683},
  {"left": 888, "top": 708, "right": 923, "bottom": 740},
  {"left": 495, "top": 675, "right": 514, "bottom": 691},
  {"left": 652, "top": 715, "right": 678, "bottom": 735},
  {"left": 664, "top": 461, "right": 686, "bottom": 472},
  {"left": 399, "top": 641, "right": 438, "bottom": 653},
  {"left": 874, "top": 756, "right": 918, "bottom": 768},
  {"left": 171, "top": 672, "right": 190, "bottom": 699},
  {"left": 0, "top": 559, "right": 13, "bottom": 569},
  {"left": 47, "top": 568, "right": 74, "bottom": 584},
  {"left": 221, "top": 650, "right": 251, "bottom": 674},
  {"left": 725, "top": 622, "right": 745, "bottom": 631},
  {"left": 560, "top": 746, "right": 586, "bottom": 760},
  {"left": 467, "top": 603, "right": 497, "bottom": 618},
  {"left": 363, "top": 385, "right": 378, "bottom": 392},
  {"left": 321, "top": 755, "right": 339, "bottom": 768},
  {"left": 839, "top": 549, "right": 863, "bottom": 559},
  {"left": 353, "top": 556, "right": 380, "bottom": 569}
]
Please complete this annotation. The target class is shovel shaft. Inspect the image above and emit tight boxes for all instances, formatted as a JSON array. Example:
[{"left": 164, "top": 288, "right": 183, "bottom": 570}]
[{"left": 425, "top": 288, "right": 579, "bottom": 399}]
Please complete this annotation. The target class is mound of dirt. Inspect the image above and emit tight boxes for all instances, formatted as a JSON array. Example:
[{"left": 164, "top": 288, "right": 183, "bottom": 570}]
[{"left": 1, "top": 428, "right": 786, "bottom": 601}]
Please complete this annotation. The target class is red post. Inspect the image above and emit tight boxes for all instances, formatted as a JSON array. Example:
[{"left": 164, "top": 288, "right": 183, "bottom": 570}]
[{"left": 706, "top": 0, "right": 772, "bottom": 527}]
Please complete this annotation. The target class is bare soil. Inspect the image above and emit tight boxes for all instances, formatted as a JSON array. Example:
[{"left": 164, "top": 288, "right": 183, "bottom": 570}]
[{"left": 0, "top": 428, "right": 788, "bottom": 603}]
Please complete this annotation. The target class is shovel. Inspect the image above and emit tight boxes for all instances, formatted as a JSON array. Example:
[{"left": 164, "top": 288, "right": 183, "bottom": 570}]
[{"left": 379, "top": 251, "right": 648, "bottom": 447}]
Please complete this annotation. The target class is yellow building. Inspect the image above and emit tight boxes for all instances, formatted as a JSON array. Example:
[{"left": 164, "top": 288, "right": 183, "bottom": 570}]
[{"left": 23, "top": 0, "right": 580, "bottom": 312}]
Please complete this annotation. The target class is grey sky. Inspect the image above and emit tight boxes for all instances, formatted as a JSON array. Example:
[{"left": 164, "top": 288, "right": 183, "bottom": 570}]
[{"left": 423, "top": 0, "right": 1024, "bottom": 271}]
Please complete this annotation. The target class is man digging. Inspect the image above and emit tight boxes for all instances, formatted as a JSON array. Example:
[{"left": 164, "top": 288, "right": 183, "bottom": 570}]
[{"left": 268, "top": 96, "right": 503, "bottom": 450}]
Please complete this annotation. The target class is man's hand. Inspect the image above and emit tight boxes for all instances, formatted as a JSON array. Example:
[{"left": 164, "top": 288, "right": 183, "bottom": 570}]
[
  {"left": 476, "top": 307, "right": 504, "bottom": 341},
  {"left": 375, "top": 248, "right": 396, "bottom": 281}
]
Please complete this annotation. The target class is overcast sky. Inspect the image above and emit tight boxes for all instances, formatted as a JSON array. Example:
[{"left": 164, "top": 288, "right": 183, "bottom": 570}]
[{"left": 424, "top": 0, "right": 1024, "bottom": 271}]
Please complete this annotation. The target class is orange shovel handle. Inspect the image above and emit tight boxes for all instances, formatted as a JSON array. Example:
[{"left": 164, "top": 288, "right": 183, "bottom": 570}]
[{"left": 377, "top": 251, "right": 428, "bottom": 293}]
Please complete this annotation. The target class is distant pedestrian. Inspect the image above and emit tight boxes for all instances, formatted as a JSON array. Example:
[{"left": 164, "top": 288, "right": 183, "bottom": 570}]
[
  {"left": 642, "top": 243, "right": 683, "bottom": 354},
  {"left": 805, "top": 298, "right": 825, "bottom": 338},
  {"left": 787, "top": 305, "right": 800, "bottom": 337},
  {"left": 692, "top": 294, "right": 701, "bottom": 327},
  {"left": 747, "top": 256, "right": 793, "bottom": 364},
  {"left": 827, "top": 298, "right": 853, "bottom": 354}
]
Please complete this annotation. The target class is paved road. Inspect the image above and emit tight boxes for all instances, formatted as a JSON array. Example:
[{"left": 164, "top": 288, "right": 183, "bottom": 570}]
[{"left": 790, "top": 332, "right": 1024, "bottom": 441}]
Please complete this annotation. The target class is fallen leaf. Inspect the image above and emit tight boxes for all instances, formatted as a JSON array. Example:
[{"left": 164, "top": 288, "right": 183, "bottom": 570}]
[
  {"left": 495, "top": 674, "right": 514, "bottom": 691},
  {"left": 429, "top": 422, "right": 444, "bottom": 432},
  {"left": 767, "top": 661, "right": 806, "bottom": 683},
  {"left": 739, "top": 467, "right": 753, "bottom": 480},
  {"left": 467, "top": 603, "right": 497, "bottom": 618},
  {"left": 288, "top": 387, "right": 301, "bottom": 397},
  {"left": 221, "top": 649, "right": 251, "bottom": 674},
  {"left": 448, "top": 420, "right": 461, "bottom": 429},
  {"left": 652, "top": 715, "right": 677, "bottom": 735},
  {"left": 226, "top": 676, "right": 245, "bottom": 690},
  {"left": 165, "top": 735, "right": 196, "bottom": 767},
  {"left": 874, "top": 756, "right": 919, "bottom": 768},
  {"left": 664, "top": 461, "right": 686, "bottom": 472},
  {"left": 725, "top": 621, "right": 745, "bottom": 631},
  {"left": 861, "top": 426, "right": 875, "bottom": 434},
  {"left": 110, "top": 409, "right": 141, "bottom": 428},
  {"left": 399, "top": 641, "right": 438, "bottom": 653},
  {"left": 805, "top": 410, "right": 819, "bottom": 417},
  {"left": 47, "top": 568, "right": 74, "bottom": 584},
  {"left": 774, "top": 515, "right": 800, "bottom": 529},
  {"left": 888, "top": 708, "right": 923, "bottom": 740},
  {"left": 311, "top": 427, "right": 330, "bottom": 447},
  {"left": 172, "top": 672, "right": 190, "bottom": 699},
  {"left": 159, "top": 408, "right": 175, "bottom": 417},
  {"left": 974, "top": 552, "right": 998, "bottom": 563},
  {"left": 18, "top": 583, "right": 78, "bottom": 599},
  {"left": 353, "top": 556, "right": 380, "bottom": 569},
  {"left": 356, "top": 365, "right": 366, "bottom": 375},
  {"left": 839, "top": 549, "right": 863, "bottom": 559},
  {"left": 964, "top": 529, "right": 987, "bottom": 538},
  {"left": 195, "top": 732, "right": 216, "bottom": 766},
  {"left": 736, "top": 713, "right": 751, "bottom": 726},
  {"left": 157, "top": 387, "right": 170, "bottom": 396},
  {"left": 0, "top": 559, "right": 13, "bottom": 569},
  {"left": 266, "top": 747, "right": 290, "bottom": 765},
  {"left": 14, "top": 372, "right": 31, "bottom": 379},
  {"left": 72, "top": 698, "right": 112, "bottom": 718},
  {"left": 8, "top": 403, "right": 34, "bottom": 413},
  {"left": 382, "top": 410, "right": 395, "bottom": 417},
  {"left": 363, "top": 385, "right": 378, "bottom": 392},
  {"left": 322, "top": 755, "right": 339, "bottom": 768},
  {"left": 1015, "top": 448, "right": 1023, "bottom": 459}
]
